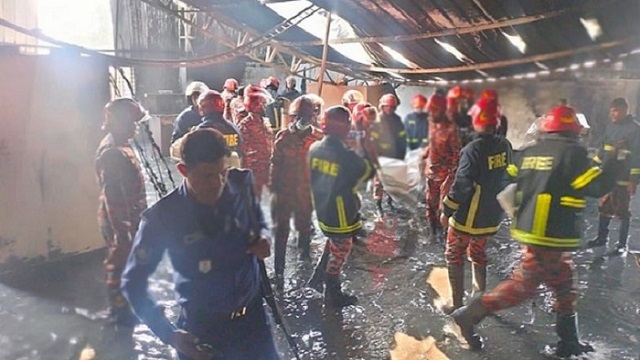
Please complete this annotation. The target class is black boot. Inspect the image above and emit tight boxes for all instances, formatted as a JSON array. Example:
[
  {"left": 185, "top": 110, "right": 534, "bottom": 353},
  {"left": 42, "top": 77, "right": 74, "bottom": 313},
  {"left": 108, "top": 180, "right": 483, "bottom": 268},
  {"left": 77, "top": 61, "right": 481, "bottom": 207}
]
[
  {"left": 376, "top": 199, "right": 384, "bottom": 217},
  {"left": 297, "top": 233, "right": 311, "bottom": 262},
  {"left": 471, "top": 264, "right": 486, "bottom": 296},
  {"left": 308, "top": 244, "right": 330, "bottom": 293},
  {"left": 107, "top": 288, "right": 139, "bottom": 327},
  {"left": 450, "top": 296, "right": 490, "bottom": 350},
  {"left": 324, "top": 274, "right": 358, "bottom": 308},
  {"left": 274, "top": 240, "right": 287, "bottom": 291},
  {"left": 429, "top": 220, "right": 440, "bottom": 243},
  {"left": 555, "top": 313, "right": 594, "bottom": 358},
  {"left": 614, "top": 218, "right": 629, "bottom": 254},
  {"left": 586, "top": 216, "right": 610, "bottom": 248},
  {"left": 443, "top": 264, "right": 464, "bottom": 314}
]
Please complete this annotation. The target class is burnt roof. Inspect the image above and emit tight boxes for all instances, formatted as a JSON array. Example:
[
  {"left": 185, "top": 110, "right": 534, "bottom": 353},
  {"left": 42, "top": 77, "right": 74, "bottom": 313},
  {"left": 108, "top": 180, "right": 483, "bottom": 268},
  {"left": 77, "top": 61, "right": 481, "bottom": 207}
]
[{"left": 186, "top": 0, "right": 640, "bottom": 82}]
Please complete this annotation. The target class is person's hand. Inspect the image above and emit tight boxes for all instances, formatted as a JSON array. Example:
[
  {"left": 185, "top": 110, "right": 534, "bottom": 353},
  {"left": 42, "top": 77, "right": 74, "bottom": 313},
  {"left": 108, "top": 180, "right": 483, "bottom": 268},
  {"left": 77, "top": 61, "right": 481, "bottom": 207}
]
[
  {"left": 169, "top": 329, "right": 218, "bottom": 360},
  {"left": 440, "top": 213, "right": 449, "bottom": 228},
  {"left": 628, "top": 183, "right": 637, "bottom": 196},
  {"left": 247, "top": 236, "right": 271, "bottom": 260}
]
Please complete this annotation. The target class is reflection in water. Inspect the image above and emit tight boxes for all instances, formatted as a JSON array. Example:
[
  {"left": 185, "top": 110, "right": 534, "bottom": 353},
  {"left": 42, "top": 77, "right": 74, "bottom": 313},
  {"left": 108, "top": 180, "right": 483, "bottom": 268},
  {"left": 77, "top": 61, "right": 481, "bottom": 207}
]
[{"left": 0, "top": 185, "right": 639, "bottom": 359}]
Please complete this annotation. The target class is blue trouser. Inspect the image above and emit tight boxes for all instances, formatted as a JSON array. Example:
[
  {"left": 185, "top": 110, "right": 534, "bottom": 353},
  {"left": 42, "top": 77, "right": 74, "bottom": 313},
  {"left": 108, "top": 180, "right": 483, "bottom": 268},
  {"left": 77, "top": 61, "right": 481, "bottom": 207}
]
[{"left": 178, "top": 298, "right": 280, "bottom": 360}]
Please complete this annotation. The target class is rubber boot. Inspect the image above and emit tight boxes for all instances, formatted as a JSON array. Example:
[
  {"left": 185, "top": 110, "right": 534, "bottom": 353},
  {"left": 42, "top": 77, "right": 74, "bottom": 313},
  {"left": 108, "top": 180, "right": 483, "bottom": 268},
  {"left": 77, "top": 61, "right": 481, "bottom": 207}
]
[
  {"left": 450, "top": 296, "right": 490, "bottom": 350},
  {"left": 107, "top": 288, "right": 139, "bottom": 327},
  {"left": 376, "top": 199, "right": 384, "bottom": 218},
  {"left": 586, "top": 216, "right": 610, "bottom": 248},
  {"left": 324, "top": 274, "right": 358, "bottom": 308},
  {"left": 428, "top": 220, "right": 440, "bottom": 243},
  {"left": 614, "top": 218, "right": 629, "bottom": 254},
  {"left": 308, "top": 243, "right": 330, "bottom": 293},
  {"left": 274, "top": 240, "right": 287, "bottom": 291},
  {"left": 471, "top": 263, "right": 486, "bottom": 297},
  {"left": 297, "top": 233, "right": 311, "bottom": 262},
  {"left": 443, "top": 264, "right": 464, "bottom": 314},
  {"left": 555, "top": 313, "right": 594, "bottom": 358},
  {"left": 386, "top": 194, "right": 396, "bottom": 212}
]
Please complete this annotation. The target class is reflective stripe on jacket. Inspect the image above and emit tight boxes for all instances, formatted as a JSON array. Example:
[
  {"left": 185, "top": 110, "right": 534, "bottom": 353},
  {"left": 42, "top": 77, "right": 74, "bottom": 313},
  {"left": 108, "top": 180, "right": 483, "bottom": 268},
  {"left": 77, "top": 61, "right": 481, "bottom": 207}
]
[{"left": 309, "top": 136, "right": 374, "bottom": 237}]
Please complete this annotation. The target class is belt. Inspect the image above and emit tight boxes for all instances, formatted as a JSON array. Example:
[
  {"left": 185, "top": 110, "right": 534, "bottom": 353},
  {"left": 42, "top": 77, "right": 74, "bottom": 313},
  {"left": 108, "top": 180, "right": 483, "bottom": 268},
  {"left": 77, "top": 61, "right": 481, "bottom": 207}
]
[{"left": 183, "top": 294, "right": 263, "bottom": 322}]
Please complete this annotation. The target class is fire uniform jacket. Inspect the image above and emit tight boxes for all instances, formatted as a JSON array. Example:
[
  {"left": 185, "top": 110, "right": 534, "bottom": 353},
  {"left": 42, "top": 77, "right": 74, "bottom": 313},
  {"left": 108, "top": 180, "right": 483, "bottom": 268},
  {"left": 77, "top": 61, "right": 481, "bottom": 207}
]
[
  {"left": 238, "top": 113, "right": 273, "bottom": 186},
  {"left": 121, "top": 169, "right": 268, "bottom": 343},
  {"left": 511, "top": 133, "right": 619, "bottom": 250},
  {"left": 403, "top": 111, "right": 429, "bottom": 150},
  {"left": 197, "top": 114, "right": 243, "bottom": 156},
  {"left": 371, "top": 113, "right": 407, "bottom": 159},
  {"left": 95, "top": 134, "right": 147, "bottom": 245},
  {"left": 442, "top": 133, "right": 514, "bottom": 235},
  {"left": 270, "top": 126, "right": 320, "bottom": 195},
  {"left": 593, "top": 115, "right": 640, "bottom": 187},
  {"left": 425, "top": 119, "right": 461, "bottom": 180},
  {"left": 171, "top": 105, "right": 201, "bottom": 143},
  {"left": 309, "top": 136, "right": 375, "bottom": 237}
]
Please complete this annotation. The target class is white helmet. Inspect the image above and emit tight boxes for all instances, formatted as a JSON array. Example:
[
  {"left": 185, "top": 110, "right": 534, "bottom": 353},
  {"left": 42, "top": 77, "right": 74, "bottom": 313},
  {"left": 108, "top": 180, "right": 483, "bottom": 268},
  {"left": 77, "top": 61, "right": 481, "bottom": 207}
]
[{"left": 185, "top": 81, "right": 209, "bottom": 96}]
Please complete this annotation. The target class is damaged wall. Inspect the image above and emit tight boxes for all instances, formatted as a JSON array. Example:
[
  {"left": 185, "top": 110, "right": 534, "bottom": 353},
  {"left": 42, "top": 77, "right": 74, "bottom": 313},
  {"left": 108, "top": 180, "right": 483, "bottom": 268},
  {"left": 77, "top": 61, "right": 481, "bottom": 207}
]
[{"left": 0, "top": 53, "right": 109, "bottom": 270}]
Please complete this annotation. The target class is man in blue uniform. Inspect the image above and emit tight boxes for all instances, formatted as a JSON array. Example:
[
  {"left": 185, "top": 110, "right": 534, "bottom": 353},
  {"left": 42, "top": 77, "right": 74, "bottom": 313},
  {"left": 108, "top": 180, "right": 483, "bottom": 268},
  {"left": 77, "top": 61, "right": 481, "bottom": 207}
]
[
  {"left": 403, "top": 94, "right": 429, "bottom": 150},
  {"left": 122, "top": 128, "right": 279, "bottom": 360},
  {"left": 172, "top": 81, "right": 209, "bottom": 143}
]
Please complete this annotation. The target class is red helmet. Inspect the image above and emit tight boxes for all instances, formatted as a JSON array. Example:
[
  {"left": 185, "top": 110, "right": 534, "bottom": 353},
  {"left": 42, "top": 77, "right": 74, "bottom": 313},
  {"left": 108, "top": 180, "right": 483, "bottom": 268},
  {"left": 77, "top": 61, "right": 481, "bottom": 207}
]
[
  {"left": 244, "top": 85, "right": 273, "bottom": 113},
  {"left": 289, "top": 94, "right": 324, "bottom": 128},
  {"left": 480, "top": 89, "right": 498, "bottom": 101},
  {"left": 197, "top": 90, "right": 225, "bottom": 116},
  {"left": 411, "top": 94, "right": 427, "bottom": 109},
  {"left": 319, "top": 105, "right": 351, "bottom": 139},
  {"left": 540, "top": 105, "right": 582, "bottom": 134},
  {"left": 341, "top": 90, "right": 365, "bottom": 109},
  {"left": 427, "top": 93, "right": 446, "bottom": 114},
  {"left": 265, "top": 76, "right": 279, "bottom": 89},
  {"left": 352, "top": 102, "right": 378, "bottom": 129},
  {"left": 223, "top": 78, "right": 239, "bottom": 91},
  {"left": 379, "top": 94, "right": 398, "bottom": 109},
  {"left": 447, "top": 86, "right": 464, "bottom": 100},
  {"left": 103, "top": 97, "right": 145, "bottom": 131},
  {"left": 469, "top": 97, "right": 499, "bottom": 127}
]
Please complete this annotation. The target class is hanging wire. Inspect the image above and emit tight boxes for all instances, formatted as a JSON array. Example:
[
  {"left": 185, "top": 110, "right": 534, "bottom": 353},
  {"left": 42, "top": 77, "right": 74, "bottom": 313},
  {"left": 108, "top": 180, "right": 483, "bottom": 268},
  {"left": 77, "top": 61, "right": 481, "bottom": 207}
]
[{"left": 112, "top": 66, "right": 176, "bottom": 198}]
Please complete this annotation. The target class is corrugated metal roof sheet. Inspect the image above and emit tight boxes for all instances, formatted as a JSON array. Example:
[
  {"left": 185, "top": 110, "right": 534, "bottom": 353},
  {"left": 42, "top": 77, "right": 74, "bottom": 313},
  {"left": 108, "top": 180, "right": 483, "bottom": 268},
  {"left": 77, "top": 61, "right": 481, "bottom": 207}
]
[{"left": 187, "top": 0, "right": 640, "bottom": 81}]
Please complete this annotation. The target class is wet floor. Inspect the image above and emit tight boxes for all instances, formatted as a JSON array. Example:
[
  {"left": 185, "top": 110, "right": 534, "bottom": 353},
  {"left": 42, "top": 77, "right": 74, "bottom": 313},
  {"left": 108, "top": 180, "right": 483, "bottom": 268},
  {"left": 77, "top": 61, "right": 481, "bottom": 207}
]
[{"left": 1, "top": 177, "right": 639, "bottom": 359}]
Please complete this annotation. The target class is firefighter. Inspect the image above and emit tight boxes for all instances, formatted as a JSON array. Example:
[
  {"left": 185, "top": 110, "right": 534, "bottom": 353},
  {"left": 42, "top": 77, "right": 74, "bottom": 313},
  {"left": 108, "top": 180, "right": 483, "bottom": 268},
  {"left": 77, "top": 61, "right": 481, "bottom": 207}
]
[
  {"left": 95, "top": 98, "right": 147, "bottom": 326},
  {"left": 480, "top": 89, "right": 508, "bottom": 137},
  {"left": 228, "top": 86, "right": 248, "bottom": 124},
  {"left": 262, "top": 76, "right": 284, "bottom": 130},
  {"left": 308, "top": 106, "right": 377, "bottom": 307},
  {"left": 586, "top": 97, "right": 640, "bottom": 254},
  {"left": 440, "top": 96, "right": 513, "bottom": 314},
  {"left": 447, "top": 86, "right": 474, "bottom": 146},
  {"left": 122, "top": 129, "right": 279, "bottom": 360},
  {"left": 172, "top": 81, "right": 209, "bottom": 143},
  {"left": 423, "top": 93, "right": 462, "bottom": 242},
  {"left": 403, "top": 94, "right": 429, "bottom": 150},
  {"left": 341, "top": 89, "right": 365, "bottom": 114},
  {"left": 372, "top": 94, "right": 407, "bottom": 215},
  {"left": 222, "top": 78, "right": 239, "bottom": 122},
  {"left": 195, "top": 90, "right": 243, "bottom": 159},
  {"left": 279, "top": 75, "right": 302, "bottom": 101},
  {"left": 238, "top": 86, "right": 275, "bottom": 197},
  {"left": 270, "top": 95, "right": 324, "bottom": 289},
  {"left": 450, "top": 105, "right": 621, "bottom": 357}
]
